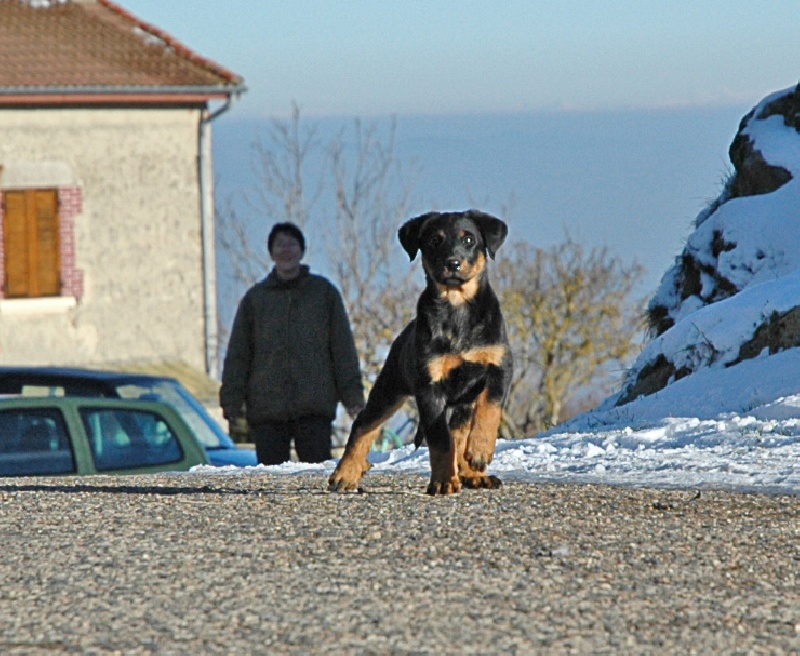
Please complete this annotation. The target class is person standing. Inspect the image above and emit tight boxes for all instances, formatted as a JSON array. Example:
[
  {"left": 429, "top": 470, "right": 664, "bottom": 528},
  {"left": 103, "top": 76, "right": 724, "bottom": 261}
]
[{"left": 220, "top": 222, "right": 365, "bottom": 464}]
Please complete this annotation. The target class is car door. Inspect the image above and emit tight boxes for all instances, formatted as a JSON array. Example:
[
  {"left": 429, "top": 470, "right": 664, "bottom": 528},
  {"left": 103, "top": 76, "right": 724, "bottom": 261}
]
[{"left": 78, "top": 406, "right": 186, "bottom": 472}]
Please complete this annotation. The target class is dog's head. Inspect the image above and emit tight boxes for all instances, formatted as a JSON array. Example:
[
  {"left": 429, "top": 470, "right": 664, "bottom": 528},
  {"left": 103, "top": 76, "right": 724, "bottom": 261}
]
[{"left": 398, "top": 210, "right": 508, "bottom": 301}]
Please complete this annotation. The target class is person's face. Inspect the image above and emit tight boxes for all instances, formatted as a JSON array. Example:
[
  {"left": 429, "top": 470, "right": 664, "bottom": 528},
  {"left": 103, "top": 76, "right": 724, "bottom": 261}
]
[{"left": 270, "top": 232, "right": 303, "bottom": 278}]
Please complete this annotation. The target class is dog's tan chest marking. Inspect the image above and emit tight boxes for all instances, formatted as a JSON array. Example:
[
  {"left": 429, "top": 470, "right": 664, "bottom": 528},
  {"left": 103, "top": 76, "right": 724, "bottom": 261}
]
[
  {"left": 427, "top": 353, "right": 463, "bottom": 382},
  {"left": 427, "top": 344, "right": 506, "bottom": 382},
  {"left": 435, "top": 277, "right": 480, "bottom": 305},
  {"left": 463, "top": 344, "right": 506, "bottom": 367}
]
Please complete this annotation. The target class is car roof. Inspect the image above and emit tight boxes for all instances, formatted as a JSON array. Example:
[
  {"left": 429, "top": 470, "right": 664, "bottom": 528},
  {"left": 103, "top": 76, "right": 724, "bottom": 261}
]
[
  {"left": 0, "top": 366, "right": 180, "bottom": 386},
  {"left": 0, "top": 395, "right": 178, "bottom": 410}
]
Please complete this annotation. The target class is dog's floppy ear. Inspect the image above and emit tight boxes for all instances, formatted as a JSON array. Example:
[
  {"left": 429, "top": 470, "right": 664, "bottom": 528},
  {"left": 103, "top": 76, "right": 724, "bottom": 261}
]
[
  {"left": 468, "top": 210, "right": 508, "bottom": 259},
  {"left": 398, "top": 212, "right": 436, "bottom": 261}
]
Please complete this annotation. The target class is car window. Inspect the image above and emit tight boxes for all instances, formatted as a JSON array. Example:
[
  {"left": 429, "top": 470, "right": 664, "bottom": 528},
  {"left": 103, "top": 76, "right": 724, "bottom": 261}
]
[
  {"left": 19, "top": 385, "right": 65, "bottom": 397},
  {"left": 80, "top": 407, "right": 183, "bottom": 471},
  {"left": 114, "top": 381, "right": 224, "bottom": 449},
  {"left": 0, "top": 408, "right": 76, "bottom": 476}
]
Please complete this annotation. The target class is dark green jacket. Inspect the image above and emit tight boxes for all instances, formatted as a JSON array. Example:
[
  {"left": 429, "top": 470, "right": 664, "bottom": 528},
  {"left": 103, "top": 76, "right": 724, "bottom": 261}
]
[{"left": 220, "top": 266, "right": 364, "bottom": 424}]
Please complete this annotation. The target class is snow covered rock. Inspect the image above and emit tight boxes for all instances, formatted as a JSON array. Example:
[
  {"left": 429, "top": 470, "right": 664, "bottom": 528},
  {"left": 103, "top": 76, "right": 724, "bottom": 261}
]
[{"left": 618, "top": 83, "right": 800, "bottom": 405}]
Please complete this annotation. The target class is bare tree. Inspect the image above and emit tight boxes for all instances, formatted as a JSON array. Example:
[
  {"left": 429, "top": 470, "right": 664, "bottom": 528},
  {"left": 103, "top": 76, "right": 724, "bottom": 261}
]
[
  {"left": 216, "top": 106, "right": 421, "bottom": 443},
  {"left": 327, "top": 118, "right": 420, "bottom": 379},
  {"left": 218, "top": 107, "right": 419, "bottom": 352},
  {"left": 249, "top": 102, "right": 318, "bottom": 232},
  {"left": 495, "top": 238, "right": 644, "bottom": 435}
]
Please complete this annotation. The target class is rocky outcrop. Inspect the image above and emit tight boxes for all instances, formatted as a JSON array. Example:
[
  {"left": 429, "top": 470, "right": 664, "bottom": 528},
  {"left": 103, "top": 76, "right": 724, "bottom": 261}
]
[{"left": 616, "top": 83, "right": 800, "bottom": 406}]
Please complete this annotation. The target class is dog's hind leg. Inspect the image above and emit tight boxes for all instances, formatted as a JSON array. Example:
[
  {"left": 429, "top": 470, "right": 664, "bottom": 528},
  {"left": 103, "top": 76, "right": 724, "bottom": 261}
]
[{"left": 418, "top": 395, "right": 461, "bottom": 495}]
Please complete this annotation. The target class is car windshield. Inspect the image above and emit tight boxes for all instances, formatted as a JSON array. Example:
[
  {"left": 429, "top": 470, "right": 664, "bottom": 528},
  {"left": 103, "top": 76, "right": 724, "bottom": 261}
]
[{"left": 113, "top": 380, "right": 226, "bottom": 450}]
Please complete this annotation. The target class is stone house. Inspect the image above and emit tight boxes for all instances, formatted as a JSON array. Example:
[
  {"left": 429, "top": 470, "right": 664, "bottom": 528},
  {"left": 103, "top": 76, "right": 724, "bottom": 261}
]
[{"left": 0, "top": 0, "right": 244, "bottom": 379}]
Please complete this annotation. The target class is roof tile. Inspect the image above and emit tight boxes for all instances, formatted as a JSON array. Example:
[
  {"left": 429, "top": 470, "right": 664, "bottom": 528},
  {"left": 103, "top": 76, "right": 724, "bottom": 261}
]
[{"left": 0, "top": 0, "right": 243, "bottom": 93}]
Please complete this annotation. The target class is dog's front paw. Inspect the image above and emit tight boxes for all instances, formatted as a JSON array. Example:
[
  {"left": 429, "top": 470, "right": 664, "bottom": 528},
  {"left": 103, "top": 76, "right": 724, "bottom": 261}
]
[
  {"left": 426, "top": 474, "right": 462, "bottom": 495},
  {"left": 328, "top": 457, "right": 369, "bottom": 492},
  {"left": 464, "top": 449, "right": 494, "bottom": 472}
]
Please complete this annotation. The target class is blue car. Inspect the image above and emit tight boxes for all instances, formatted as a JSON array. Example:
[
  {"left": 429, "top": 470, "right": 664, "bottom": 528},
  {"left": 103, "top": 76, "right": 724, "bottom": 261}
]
[{"left": 0, "top": 366, "right": 258, "bottom": 467}]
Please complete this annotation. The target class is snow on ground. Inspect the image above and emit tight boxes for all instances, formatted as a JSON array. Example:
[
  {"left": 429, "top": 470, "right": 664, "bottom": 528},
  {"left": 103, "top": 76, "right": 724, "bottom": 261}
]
[
  {"left": 196, "top": 356, "right": 800, "bottom": 498},
  {"left": 197, "top": 347, "right": 800, "bottom": 494}
]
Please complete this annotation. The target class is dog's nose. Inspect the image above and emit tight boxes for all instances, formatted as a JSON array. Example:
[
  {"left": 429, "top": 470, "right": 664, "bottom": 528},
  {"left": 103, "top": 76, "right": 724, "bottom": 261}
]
[{"left": 445, "top": 258, "right": 461, "bottom": 272}]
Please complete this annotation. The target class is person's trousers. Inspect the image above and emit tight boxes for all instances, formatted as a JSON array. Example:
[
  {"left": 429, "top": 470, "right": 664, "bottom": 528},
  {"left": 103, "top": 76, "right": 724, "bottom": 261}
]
[{"left": 250, "top": 416, "right": 333, "bottom": 465}]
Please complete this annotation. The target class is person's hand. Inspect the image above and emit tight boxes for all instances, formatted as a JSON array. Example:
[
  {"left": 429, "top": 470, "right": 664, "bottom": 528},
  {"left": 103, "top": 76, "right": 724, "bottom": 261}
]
[
  {"left": 223, "top": 403, "right": 246, "bottom": 423},
  {"left": 346, "top": 403, "right": 365, "bottom": 419}
]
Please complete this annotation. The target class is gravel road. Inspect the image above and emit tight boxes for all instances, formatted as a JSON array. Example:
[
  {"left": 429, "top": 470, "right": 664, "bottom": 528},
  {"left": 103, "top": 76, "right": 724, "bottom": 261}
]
[{"left": 0, "top": 473, "right": 797, "bottom": 655}]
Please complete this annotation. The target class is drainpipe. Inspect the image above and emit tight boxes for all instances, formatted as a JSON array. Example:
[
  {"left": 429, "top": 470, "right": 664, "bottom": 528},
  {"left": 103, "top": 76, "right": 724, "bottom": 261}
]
[{"left": 199, "top": 95, "right": 237, "bottom": 379}]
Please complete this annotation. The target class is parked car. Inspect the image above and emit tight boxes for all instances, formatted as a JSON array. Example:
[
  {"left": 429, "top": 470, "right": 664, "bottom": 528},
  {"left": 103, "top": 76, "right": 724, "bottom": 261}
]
[
  {"left": 0, "top": 396, "right": 208, "bottom": 477},
  {"left": 0, "top": 367, "right": 257, "bottom": 467}
]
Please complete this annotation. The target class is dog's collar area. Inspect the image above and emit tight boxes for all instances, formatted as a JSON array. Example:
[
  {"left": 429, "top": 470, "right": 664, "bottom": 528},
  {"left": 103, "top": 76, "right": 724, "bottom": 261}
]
[
  {"left": 434, "top": 281, "right": 479, "bottom": 305},
  {"left": 425, "top": 271, "right": 469, "bottom": 290},
  {"left": 433, "top": 279, "right": 468, "bottom": 293}
]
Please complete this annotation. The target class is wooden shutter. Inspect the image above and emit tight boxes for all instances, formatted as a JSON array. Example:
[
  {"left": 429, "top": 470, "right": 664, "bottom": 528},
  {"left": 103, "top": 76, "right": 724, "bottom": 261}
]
[
  {"left": 33, "top": 190, "right": 61, "bottom": 296},
  {"left": 3, "top": 189, "right": 60, "bottom": 298},
  {"left": 3, "top": 191, "right": 29, "bottom": 297}
]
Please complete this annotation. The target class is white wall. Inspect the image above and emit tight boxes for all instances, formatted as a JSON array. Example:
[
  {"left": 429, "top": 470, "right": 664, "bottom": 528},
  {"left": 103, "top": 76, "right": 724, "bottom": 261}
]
[{"left": 0, "top": 107, "right": 210, "bottom": 372}]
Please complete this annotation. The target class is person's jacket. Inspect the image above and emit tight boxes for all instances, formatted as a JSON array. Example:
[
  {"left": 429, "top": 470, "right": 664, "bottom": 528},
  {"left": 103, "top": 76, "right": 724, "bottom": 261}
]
[{"left": 220, "top": 266, "right": 364, "bottom": 424}]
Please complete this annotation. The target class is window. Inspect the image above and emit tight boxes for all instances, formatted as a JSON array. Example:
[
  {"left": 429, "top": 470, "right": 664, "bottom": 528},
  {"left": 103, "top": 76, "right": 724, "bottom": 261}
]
[
  {"left": 0, "top": 186, "right": 83, "bottom": 303},
  {"left": 2, "top": 189, "right": 60, "bottom": 298},
  {"left": 80, "top": 408, "right": 183, "bottom": 471},
  {"left": 0, "top": 408, "right": 76, "bottom": 476},
  {"left": 115, "top": 380, "right": 225, "bottom": 449}
]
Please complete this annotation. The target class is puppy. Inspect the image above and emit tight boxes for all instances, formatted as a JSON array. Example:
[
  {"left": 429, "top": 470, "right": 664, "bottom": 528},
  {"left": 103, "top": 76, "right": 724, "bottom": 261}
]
[{"left": 328, "top": 210, "right": 512, "bottom": 495}]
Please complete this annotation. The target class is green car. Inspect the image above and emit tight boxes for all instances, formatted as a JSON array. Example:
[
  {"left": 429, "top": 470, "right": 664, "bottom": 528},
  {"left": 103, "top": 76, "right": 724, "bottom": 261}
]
[{"left": 0, "top": 396, "right": 209, "bottom": 477}]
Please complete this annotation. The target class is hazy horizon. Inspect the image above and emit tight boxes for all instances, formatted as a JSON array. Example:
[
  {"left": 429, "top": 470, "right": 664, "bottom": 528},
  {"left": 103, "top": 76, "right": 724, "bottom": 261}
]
[{"left": 123, "top": 1, "right": 799, "bottom": 119}]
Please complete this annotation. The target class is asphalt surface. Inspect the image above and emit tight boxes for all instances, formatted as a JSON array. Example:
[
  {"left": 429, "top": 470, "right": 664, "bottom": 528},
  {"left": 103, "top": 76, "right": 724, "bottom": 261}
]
[{"left": 0, "top": 472, "right": 797, "bottom": 655}]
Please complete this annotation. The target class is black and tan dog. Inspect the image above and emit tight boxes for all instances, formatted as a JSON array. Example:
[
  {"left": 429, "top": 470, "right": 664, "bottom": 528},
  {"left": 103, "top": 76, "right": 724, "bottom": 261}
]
[{"left": 329, "top": 210, "right": 512, "bottom": 495}]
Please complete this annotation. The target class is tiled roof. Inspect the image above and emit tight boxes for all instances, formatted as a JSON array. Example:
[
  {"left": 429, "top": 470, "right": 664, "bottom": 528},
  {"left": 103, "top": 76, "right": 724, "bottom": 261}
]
[{"left": 0, "top": 0, "right": 244, "bottom": 102}]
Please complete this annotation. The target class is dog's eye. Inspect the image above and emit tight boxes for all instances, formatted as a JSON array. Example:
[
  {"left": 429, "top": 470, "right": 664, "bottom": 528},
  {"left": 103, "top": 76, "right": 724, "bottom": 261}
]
[
  {"left": 462, "top": 233, "right": 476, "bottom": 247},
  {"left": 427, "top": 234, "right": 444, "bottom": 248}
]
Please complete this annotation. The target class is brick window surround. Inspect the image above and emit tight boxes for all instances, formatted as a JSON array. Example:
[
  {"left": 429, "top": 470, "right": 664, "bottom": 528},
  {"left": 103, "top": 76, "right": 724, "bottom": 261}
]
[{"left": 0, "top": 185, "right": 84, "bottom": 300}]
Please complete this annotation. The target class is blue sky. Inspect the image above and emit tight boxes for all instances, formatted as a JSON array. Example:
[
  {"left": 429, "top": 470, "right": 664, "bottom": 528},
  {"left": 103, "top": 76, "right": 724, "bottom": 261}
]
[
  {"left": 121, "top": 0, "right": 799, "bottom": 326},
  {"left": 123, "top": 1, "right": 798, "bottom": 117}
]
